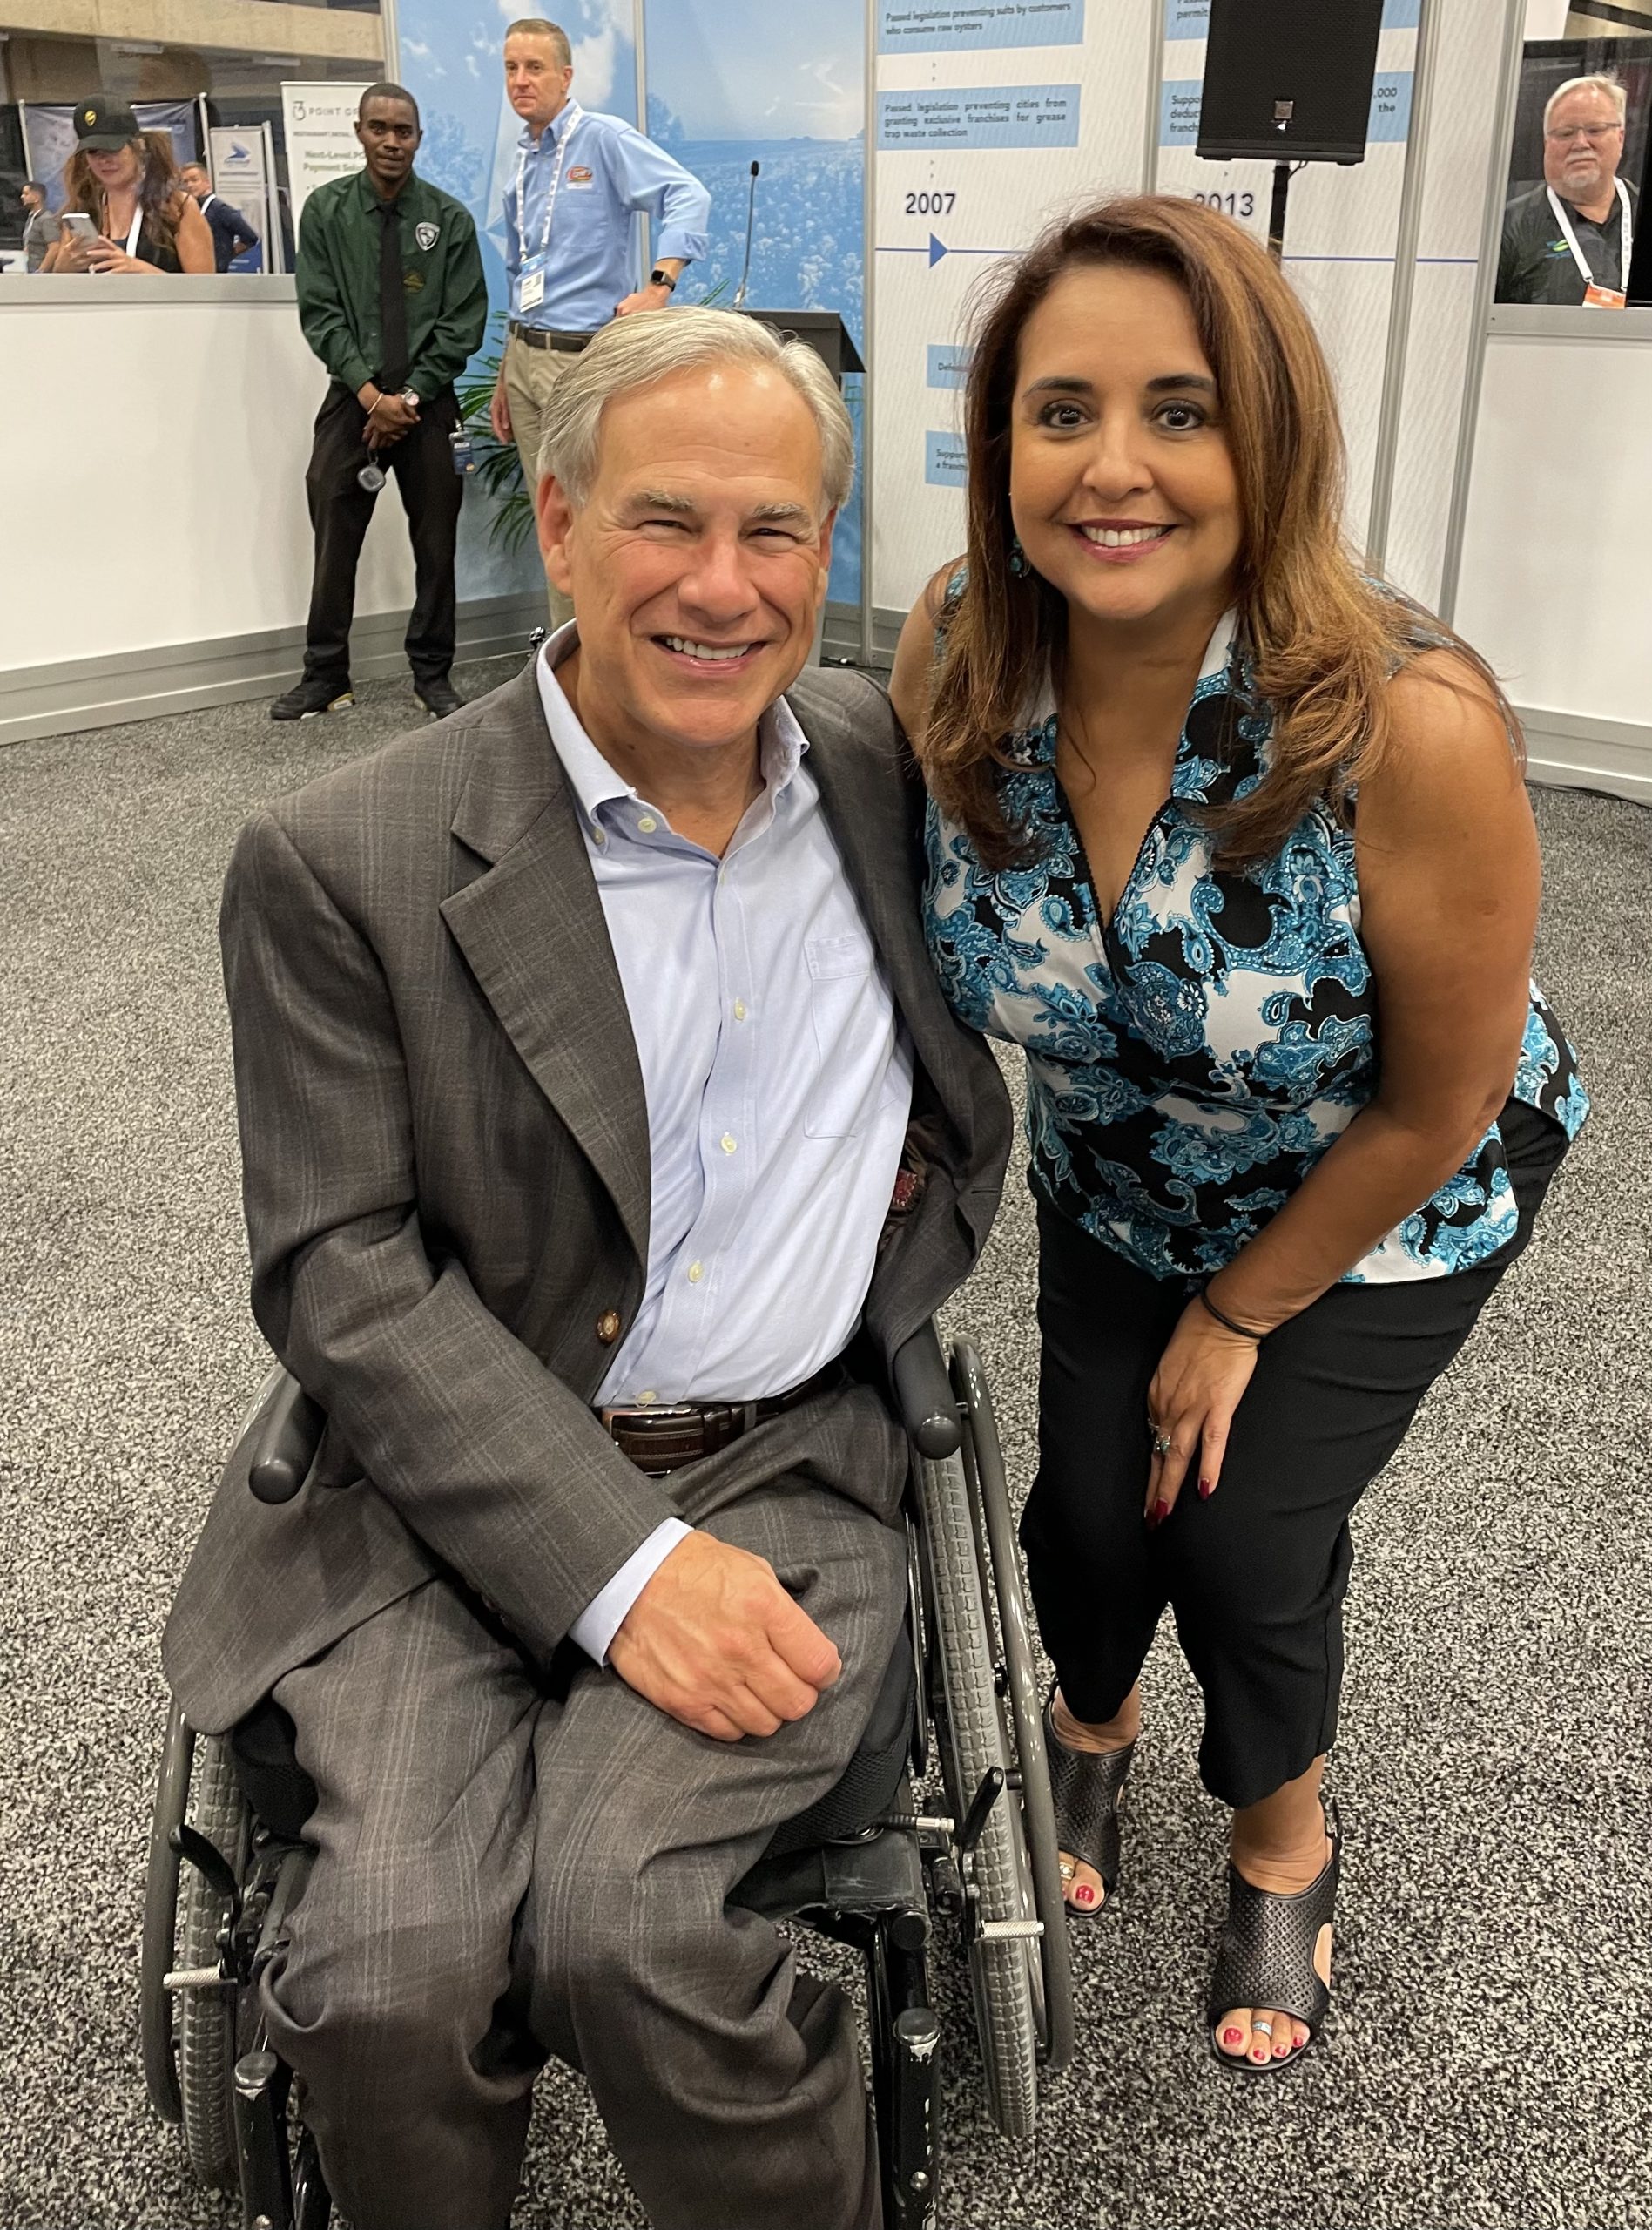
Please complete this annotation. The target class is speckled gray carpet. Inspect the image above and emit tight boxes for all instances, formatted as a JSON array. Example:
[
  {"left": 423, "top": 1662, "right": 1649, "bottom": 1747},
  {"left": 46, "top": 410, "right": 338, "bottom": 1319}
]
[{"left": 1, "top": 668, "right": 1646, "bottom": 2230}]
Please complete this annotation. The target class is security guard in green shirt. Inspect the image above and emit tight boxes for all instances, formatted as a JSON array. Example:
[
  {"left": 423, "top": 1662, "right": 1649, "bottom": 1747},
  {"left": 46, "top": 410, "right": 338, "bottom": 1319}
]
[{"left": 276, "top": 82, "right": 488, "bottom": 721}]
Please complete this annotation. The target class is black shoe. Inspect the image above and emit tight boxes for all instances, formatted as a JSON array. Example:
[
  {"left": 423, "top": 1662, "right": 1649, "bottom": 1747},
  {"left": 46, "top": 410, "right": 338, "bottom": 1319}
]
[
  {"left": 271, "top": 676, "right": 354, "bottom": 721},
  {"left": 415, "top": 676, "right": 464, "bottom": 719}
]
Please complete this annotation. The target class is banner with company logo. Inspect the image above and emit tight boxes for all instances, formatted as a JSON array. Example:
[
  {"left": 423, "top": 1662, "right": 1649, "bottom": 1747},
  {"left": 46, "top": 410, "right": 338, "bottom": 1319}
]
[{"left": 280, "top": 84, "right": 374, "bottom": 227}]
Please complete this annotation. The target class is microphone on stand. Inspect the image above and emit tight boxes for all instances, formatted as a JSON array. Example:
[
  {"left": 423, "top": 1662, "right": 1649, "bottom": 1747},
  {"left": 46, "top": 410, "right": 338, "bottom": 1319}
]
[{"left": 732, "top": 159, "right": 759, "bottom": 309}]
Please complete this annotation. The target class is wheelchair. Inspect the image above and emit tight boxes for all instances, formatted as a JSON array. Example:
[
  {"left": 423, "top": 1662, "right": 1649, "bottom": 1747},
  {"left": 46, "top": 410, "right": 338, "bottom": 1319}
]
[{"left": 142, "top": 1325, "right": 1074, "bottom": 2230}]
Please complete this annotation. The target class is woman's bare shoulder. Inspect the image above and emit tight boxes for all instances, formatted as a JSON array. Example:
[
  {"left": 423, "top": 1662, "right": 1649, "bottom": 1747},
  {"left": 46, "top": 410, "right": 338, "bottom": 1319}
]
[{"left": 889, "top": 557, "right": 966, "bottom": 747}]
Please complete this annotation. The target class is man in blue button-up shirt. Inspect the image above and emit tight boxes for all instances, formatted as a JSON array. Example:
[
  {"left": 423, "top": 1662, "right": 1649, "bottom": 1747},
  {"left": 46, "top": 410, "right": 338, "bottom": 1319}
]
[{"left": 489, "top": 15, "right": 711, "bottom": 625}]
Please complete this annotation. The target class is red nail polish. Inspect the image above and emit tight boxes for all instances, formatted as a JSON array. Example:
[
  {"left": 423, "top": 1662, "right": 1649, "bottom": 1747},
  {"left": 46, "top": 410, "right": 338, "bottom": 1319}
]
[
  {"left": 1197, "top": 1477, "right": 1215, "bottom": 1500},
  {"left": 1075, "top": 1884, "right": 1095, "bottom": 1905},
  {"left": 1251, "top": 2048, "right": 1269, "bottom": 2064},
  {"left": 1223, "top": 2026, "right": 1244, "bottom": 2046}
]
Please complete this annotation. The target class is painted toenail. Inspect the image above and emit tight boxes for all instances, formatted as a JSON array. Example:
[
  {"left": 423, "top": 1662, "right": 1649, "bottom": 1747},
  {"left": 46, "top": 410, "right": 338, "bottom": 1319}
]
[
  {"left": 1251, "top": 2048, "right": 1269, "bottom": 2063},
  {"left": 1223, "top": 2027, "right": 1244, "bottom": 2045},
  {"left": 1075, "top": 1885, "right": 1095, "bottom": 1904}
]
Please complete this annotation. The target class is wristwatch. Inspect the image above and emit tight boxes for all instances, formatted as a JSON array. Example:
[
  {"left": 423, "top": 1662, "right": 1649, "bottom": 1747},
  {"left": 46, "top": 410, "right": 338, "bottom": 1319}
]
[
  {"left": 648, "top": 267, "right": 677, "bottom": 293},
  {"left": 399, "top": 387, "right": 421, "bottom": 409}
]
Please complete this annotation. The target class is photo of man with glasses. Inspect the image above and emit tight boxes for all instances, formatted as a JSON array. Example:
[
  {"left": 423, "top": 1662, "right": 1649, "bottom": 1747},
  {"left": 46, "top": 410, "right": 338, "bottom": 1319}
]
[{"left": 1499, "top": 71, "right": 1639, "bottom": 307}]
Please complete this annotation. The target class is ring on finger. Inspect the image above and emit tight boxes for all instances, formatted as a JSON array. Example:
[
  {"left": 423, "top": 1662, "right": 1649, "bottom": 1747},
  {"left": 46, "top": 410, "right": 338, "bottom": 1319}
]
[{"left": 1152, "top": 1430, "right": 1172, "bottom": 1457}]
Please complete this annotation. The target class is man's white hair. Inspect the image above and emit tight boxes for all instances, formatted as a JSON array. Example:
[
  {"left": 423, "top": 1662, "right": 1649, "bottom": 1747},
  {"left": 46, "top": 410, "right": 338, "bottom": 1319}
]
[
  {"left": 1544, "top": 73, "right": 1628, "bottom": 133},
  {"left": 536, "top": 307, "right": 855, "bottom": 517}
]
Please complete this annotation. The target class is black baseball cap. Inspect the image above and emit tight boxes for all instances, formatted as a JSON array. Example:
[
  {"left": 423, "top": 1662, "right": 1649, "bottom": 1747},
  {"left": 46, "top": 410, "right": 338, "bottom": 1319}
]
[{"left": 73, "top": 98, "right": 142, "bottom": 151}]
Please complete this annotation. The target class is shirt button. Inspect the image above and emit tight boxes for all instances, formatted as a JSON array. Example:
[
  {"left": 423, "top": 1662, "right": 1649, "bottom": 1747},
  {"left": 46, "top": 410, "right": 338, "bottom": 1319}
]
[
  {"left": 720, "top": 1132, "right": 737, "bottom": 1154},
  {"left": 596, "top": 1310, "right": 622, "bottom": 1344},
  {"left": 637, "top": 814, "right": 657, "bottom": 834},
  {"left": 733, "top": 998, "right": 747, "bottom": 1021},
  {"left": 687, "top": 1261, "right": 704, "bottom": 1284}
]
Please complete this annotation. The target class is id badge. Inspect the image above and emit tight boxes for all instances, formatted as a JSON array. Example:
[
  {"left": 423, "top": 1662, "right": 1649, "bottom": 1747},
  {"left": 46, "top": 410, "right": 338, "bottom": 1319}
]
[
  {"left": 1583, "top": 282, "right": 1627, "bottom": 309},
  {"left": 519, "top": 253, "right": 548, "bottom": 314}
]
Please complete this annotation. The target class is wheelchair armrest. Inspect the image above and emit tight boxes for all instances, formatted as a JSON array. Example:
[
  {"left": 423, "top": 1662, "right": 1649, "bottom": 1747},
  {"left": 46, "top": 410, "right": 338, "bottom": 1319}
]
[
  {"left": 248, "top": 1373, "right": 326, "bottom": 1506},
  {"left": 890, "top": 1324, "right": 961, "bottom": 1460}
]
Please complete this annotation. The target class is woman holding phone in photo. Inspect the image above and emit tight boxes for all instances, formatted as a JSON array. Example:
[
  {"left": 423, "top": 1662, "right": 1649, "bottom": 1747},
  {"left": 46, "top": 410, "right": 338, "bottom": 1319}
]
[
  {"left": 893, "top": 195, "right": 1586, "bottom": 2075},
  {"left": 42, "top": 98, "right": 212, "bottom": 276}
]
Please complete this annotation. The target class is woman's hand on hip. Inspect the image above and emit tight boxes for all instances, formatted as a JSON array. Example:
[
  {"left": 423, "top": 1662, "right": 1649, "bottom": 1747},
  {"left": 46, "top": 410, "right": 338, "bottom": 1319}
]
[{"left": 1145, "top": 1299, "right": 1260, "bottom": 1524}]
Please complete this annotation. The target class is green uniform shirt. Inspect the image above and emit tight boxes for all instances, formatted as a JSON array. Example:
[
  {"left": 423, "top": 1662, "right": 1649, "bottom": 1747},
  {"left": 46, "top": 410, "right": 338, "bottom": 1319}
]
[{"left": 296, "top": 168, "right": 488, "bottom": 402}]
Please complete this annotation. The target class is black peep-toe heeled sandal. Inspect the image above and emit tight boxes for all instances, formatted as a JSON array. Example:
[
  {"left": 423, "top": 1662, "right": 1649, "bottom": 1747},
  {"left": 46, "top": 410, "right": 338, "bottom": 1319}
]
[
  {"left": 1207, "top": 1801, "right": 1341, "bottom": 2073},
  {"left": 1044, "top": 1689, "right": 1136, "bottom": 1918}
]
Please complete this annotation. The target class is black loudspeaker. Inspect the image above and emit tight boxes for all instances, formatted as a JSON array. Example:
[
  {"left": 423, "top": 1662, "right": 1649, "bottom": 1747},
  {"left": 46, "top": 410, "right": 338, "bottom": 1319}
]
[{"left": 1197, "top": 0, "right": 1386, "bottom": 166}]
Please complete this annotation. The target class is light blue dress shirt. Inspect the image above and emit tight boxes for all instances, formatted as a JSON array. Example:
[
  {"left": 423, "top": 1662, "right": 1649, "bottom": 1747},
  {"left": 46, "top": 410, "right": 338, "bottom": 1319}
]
[
  {"left": 538, "top": 628, "right": 915, "bottom": 1661},
  {"left": 503, "top": 103, "right": 711, "bottom": 333}
]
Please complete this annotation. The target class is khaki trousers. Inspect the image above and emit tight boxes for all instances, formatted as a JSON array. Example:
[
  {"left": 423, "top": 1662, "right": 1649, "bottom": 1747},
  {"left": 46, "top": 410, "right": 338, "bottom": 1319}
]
[{"left": 502, "top": 330, "right": 577, "bottom": 631}]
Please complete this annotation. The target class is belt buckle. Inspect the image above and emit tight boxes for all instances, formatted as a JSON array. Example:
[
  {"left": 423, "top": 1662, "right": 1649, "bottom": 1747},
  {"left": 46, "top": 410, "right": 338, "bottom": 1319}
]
[{"left": 600, "top": 1402, "right": 698, "bottom": 1432}]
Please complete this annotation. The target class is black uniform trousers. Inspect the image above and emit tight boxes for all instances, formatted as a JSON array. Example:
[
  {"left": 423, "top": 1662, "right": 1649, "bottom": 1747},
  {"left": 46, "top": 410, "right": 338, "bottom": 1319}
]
[
  {"left": 1024, "top": 1095, "right": 1569, "bottom": 1810},
  {"left": 302, "top": 385, "right": 463, "bottom": 690}
]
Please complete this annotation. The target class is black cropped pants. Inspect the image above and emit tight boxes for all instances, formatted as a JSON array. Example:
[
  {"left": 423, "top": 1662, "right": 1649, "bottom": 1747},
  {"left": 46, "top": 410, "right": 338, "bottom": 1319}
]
[{"left": 1023, "top": 1098, "right": 1568, "bottom": 1810}]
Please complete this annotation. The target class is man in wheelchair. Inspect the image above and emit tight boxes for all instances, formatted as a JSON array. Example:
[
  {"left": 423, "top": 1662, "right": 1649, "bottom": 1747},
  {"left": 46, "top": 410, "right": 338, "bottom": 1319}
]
[{"left": 162, "top": 307, "right": 1011, "bottom": 2230}]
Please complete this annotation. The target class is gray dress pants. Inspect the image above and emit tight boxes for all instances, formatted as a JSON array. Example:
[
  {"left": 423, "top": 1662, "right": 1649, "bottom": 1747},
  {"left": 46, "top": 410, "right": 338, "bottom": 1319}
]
[{"left": 260, "top": 1394, "right": 907, "bottom": 2230}]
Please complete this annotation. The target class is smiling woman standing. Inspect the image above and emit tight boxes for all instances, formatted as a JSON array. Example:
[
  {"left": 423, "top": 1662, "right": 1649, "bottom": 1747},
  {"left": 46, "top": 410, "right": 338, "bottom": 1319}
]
[{"left": 893, "top": 196, "right": 1588, "bottom": 2074}]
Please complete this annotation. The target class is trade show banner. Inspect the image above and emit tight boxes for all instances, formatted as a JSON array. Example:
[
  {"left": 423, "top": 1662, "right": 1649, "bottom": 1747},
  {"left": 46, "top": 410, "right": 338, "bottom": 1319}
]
[
  {"left": 870, "top": 0, "right": 1156, "bottom": 615},
  {"left": 280, "top": 84, "right": 374, "bottom": 226},
  {"left": 209, "top": 124, "right": 274, "bottom": 274},
  {"left": 1152, "top": 0, "right": 1422, "bottom": 537},
  {"left": 643, "top": 0, "right": 866, "bottom": 603}
]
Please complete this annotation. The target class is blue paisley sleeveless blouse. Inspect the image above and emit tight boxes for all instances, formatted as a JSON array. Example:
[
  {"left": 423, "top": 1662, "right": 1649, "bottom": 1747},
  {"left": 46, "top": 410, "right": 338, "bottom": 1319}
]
[{"left": 923, "top": 614, "right": 1588, "bottom": 1284}]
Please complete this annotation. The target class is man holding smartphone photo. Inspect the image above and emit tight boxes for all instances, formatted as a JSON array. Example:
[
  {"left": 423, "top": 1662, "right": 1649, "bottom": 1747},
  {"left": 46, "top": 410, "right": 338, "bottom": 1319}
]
[{"left": 275, "top": 82, "right": 487, "bottom": 723}]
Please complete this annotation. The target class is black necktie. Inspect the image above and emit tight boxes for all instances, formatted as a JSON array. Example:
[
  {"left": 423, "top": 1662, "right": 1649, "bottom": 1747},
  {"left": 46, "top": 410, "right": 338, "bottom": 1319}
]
[{"left": 375, "top": 200, "right": 408, "bottom": 392}]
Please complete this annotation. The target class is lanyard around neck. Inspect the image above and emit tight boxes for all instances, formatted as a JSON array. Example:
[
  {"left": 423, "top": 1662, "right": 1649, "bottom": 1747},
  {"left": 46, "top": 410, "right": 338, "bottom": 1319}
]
[
  {"left": 1547, "top": 179, "right": 1632, "bottom": 289},
  {"left": 104, "top": 193, "right": 145, "bottom": 257},
  {"left": 517, "top": 100, "right": 583, "bottom": 261}
]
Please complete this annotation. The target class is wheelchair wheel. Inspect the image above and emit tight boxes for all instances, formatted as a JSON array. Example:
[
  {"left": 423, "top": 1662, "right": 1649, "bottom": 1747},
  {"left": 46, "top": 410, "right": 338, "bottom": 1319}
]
[
  {"left": 950, "top": 1339, "right": 1075, "bottom": 2078},
  {"left": 175, "top": 1731, "right": 248, "bottom": 2191},
  {"left": 915, "top": 1443, "right": 1040, "bottom": 2138},
  {"left": 141, "top": 1699, "right": 192, "bottom": 2126}
]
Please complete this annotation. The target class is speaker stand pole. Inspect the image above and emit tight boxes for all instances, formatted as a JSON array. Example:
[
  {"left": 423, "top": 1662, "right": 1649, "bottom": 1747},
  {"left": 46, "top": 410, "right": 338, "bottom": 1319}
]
[{"left": 1267, "top": 161, "right": 1291, "bottom": 262}]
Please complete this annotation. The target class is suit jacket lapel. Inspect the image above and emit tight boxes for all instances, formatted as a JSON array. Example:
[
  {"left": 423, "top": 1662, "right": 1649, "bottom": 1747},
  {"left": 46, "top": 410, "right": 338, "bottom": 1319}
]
[{"left": 439, "top": 667, "right": 651, "bottom": 1270}]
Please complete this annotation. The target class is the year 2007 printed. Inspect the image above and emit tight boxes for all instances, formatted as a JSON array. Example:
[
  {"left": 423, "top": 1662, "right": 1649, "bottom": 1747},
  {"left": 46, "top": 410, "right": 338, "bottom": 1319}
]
[{"left": 905, "top": 191, "right": 956, "bottom": 215}]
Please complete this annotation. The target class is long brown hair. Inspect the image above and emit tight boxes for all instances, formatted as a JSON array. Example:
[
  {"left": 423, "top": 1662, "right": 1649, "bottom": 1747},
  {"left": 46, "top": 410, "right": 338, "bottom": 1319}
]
[
  {"left": 64, "top": 130, "right": 185, "bottom": 256},
  {"left": 922, "top": 194, "right": 1517, "bottom": 868}
]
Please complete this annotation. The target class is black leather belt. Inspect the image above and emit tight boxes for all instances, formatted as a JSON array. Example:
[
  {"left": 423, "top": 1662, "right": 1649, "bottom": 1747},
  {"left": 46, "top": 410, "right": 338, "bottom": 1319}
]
[
  {"left": 598, "top": 1362, "right": 844, "bottom": 1477},
  {"left": 508, "top": 322, "right": 592, "bottom": 352}
]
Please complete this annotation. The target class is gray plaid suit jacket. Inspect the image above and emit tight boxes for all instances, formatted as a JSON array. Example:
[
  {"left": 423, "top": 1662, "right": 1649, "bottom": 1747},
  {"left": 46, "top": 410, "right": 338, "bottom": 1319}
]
[{"left": 163, "top": 663, "right": 1013, "bottom": 1733}]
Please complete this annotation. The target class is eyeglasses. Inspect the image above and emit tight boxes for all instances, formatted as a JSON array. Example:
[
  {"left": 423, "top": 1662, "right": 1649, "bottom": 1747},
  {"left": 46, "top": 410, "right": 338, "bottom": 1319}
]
[{"left": 1545, "top": 122, "right": 1622, "bottom": 144}]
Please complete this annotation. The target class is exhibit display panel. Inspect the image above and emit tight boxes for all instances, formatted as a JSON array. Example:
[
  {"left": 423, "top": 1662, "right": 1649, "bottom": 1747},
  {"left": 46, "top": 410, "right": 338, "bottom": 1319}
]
[
  {"left": 869, "top": 0, "right": 1156, "bottom": 618},
  {"left": 642, "top": 0, "right": 867, "bottom": 604},
  {"left": 864, "top": 0, "right": 1521, "bottom": 631}
]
